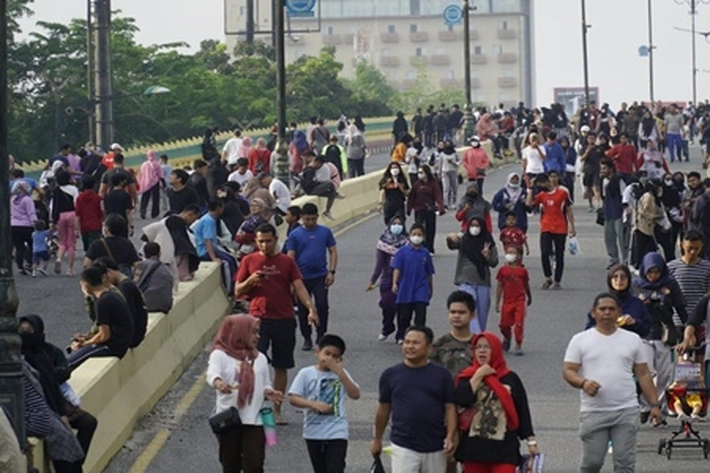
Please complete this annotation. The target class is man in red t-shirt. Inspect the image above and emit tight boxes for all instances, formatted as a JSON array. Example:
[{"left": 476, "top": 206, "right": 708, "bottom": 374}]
[
  {"left": 495, "top": 246, "right": 532, "bottom": 354},
  {"left": 605, "top": 132, "right": 637, "bottom": 183},
  {"left": 235, "top": 223, "right": 318, "bottom": 423},
  {"left": 526, "top": 173, "right": 576, "bottom": 290}
]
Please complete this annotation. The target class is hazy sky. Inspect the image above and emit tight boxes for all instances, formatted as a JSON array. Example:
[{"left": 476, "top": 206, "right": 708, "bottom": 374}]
[{"left": 17, "top": 0, "right": 710, "bottom": 107}]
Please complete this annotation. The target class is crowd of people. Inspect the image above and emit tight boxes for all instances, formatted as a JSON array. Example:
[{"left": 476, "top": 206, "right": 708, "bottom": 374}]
[{"left": 5, "top": 98, "right": 710, "bottom": 473}]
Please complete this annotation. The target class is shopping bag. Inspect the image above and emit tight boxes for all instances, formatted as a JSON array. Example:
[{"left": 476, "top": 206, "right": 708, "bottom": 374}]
[
  {"left": 369, "top": 453, "right": 386, "bottom": 473},
  {"left": 517, "top": 453, "right": 545, "bottom": 473},
  {"left": 568, "top": 236, "right": 581, "bottom": 256}
]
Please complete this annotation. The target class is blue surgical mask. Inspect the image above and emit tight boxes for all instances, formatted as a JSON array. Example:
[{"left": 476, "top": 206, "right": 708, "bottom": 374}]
[{"left": 390, "top": 224, "right": 404, "bottom": 235}]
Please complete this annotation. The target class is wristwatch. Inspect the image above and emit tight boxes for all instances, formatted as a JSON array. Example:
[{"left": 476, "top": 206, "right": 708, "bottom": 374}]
[{"left": 329, "top": 270, "right": 336, "bottom": 275}]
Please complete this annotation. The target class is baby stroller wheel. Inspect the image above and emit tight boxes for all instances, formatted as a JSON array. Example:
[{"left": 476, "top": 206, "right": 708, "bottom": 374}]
[{"left": 657, "top": 438, "right": 665, "bottom": 455}]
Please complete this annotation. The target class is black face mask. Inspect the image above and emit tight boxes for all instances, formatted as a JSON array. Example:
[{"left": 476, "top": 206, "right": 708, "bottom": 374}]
[{"left": 19, "top": 331, "right": 44, "bottom": 351}]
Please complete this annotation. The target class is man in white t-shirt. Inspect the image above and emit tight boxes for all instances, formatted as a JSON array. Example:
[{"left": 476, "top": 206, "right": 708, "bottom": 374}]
[
  {"left": 563, "top": 293, "right": 661, "bottom": 473},
  {"left": 258, "top": 172, "right": 291, "bottom": 215},
  {"left": 222, "top": 129, "right": 243, "bottom": 170},
  {"left": 228, "top": 157, "right": 253, "bottom": 188}
]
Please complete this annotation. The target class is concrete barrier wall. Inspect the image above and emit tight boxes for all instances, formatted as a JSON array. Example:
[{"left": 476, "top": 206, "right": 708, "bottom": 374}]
[{"left": 33, "top": 263, "right": 231, "bottom": 472}]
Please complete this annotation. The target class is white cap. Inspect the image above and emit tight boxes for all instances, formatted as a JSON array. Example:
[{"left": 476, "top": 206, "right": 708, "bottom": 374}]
[
  {"left": 580, "top": 125, "right": 591, "bottom": 133},
  {"left": 110, "top": 143, "right": 123, "bottom": 151}
]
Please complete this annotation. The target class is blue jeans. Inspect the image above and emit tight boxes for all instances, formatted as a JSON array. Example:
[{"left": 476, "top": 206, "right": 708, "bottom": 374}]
[
  {"left": 201, "top": 248, "right": 237, "bottom": 293},
  {"left": 458, "top": 283, "right": 489, "bottom": 332},
  {"left": 666, "top": 133, "right": 683, "bottom": 162}
]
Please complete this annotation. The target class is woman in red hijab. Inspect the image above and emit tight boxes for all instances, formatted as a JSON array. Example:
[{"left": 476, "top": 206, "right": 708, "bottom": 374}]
[
  {"left": 206, "top": 314, "right": 284, "bottom": 473},
  {"left": 453, "top": 332, "right": 538, "bottom": 473}
]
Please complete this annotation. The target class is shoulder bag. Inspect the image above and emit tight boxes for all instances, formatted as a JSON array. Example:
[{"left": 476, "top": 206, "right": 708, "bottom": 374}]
[{"left": 209, "top": 407, "right": 241, "bottom": 434}]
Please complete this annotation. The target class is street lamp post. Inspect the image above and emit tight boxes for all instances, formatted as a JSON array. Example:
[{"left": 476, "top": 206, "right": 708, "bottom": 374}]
[
  {"left": 461, "top": 0, "right": 475, "bottom": 142},
  {"left": 273, "top": 0, "right": 290, "bottom": 185},
  {"left": 580, "top": 0, "right": 591, "bottom": 109},
  {"left": 675, "top": 0, "right": 710, "bottom": 104},
  {"left": 0, "top": 0, "right": 25, "bottom": 443},
  {"left": 647, "top": 0, "right": 655, "bottom": 102},
  {"left": 94, "top": 0, "right": 114, "bottom": 151}
]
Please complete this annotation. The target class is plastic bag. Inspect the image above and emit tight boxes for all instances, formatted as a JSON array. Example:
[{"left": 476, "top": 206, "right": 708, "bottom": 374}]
[
  {"left": 568, "top": 236, "right": 581, "bottom": 256},
  {"left": 369, "top": 454, "right": 386, "bottom": 473},
  {"left": 517, "top": 453, "right": 545, "bottom": 473}
]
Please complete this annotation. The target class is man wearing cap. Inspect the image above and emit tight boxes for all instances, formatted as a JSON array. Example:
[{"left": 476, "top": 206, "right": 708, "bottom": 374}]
[{"left": 102, "top": 143, "right": 123, "bottom": 171}]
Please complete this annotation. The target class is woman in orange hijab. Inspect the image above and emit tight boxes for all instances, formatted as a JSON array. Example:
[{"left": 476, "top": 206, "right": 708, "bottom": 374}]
[{"left": 453, "top": 332, "right": 538, "bottom": 473}]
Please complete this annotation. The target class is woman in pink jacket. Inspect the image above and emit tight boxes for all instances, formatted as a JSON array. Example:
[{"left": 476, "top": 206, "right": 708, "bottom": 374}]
[
  {"left": 462, "top": 137, "right": 491, "bottom": 193},
  {"left": 138, "top": 150, "right": 164, "bottom": 219},
  {"left": 10, "top": 181, "right": 37, "bottom": 275}
]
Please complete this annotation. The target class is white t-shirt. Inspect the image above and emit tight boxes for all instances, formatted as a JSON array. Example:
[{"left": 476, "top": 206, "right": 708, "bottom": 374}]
[
  {"left": 206, "top": 350, "right": 272, "bottom": 424},
  {"left": 223, "top": 137, "right": 243, "bottom": 165},
  {"left": 228, "top": 169, "right": 253, "bottom": 187},
  {"left": 270, "top": 178, "right": 292, "bottom": 213},
  {"left": 564, "top": 328, "right": 646, "bottom": 412},
  {"left": 522, "top": 145, "right": 546, "bottom": 174}
]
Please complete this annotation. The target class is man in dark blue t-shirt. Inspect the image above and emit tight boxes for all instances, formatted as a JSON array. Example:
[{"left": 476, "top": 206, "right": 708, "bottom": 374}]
[
  {"left": 371, "top": 326, "right": 457, "bottom": 473},
  {"left": 286, "top": 202, "right": 337, "bottom": 351}
]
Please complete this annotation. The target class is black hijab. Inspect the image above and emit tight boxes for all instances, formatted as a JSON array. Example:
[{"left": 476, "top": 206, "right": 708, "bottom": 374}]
[
  {"left": 461, "top": 216, "right": 495, "bottom": 279},
  {"left": 606, "top": 264, "right": 632, "bottom": 300}
]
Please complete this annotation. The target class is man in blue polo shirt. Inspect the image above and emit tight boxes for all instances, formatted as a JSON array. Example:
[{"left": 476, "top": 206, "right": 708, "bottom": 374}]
[{"left": 286, "top": 202, "right": 338, "bottom": 351}]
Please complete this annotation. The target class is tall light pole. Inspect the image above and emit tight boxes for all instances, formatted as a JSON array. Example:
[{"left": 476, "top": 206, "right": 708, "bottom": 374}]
[
  {"left": 93, "top": 0, "right": 114, "bottom": 151},
  {"left": 647, "top": 0, "right": 655, "bottom": 102},
  {"left": 580, "top": 0, "right": 591, "bottom": 109},
  {"left": 461, "top": 0, "right": 476, "bottom": 142},
  {"left": 0, "top": 0, "right": 25, "bottom": 444},
  {"left": 272, "top": 0, "right": 290, "bottom": 185},
  {"left": 675, "top": 0, "right": 710, "bottom": 104}
]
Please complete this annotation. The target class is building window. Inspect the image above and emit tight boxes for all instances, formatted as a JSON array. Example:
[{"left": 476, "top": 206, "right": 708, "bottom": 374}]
[
  {"left": 447, "top": 24, "right": 455, "bottom": 32},
  {"left": 410, "top": 24, "right": 418, "bottom": 33},
  {"left": 474, "top": 45, "right": 484, "bottom": 55},
  {"left": 470, "top": 68, "right": 480, "bottom": 79},
  {"left": 387, "top": 24, "right": 396, "bottom": 34},
  {"left": 502, "top": 66, "right": 515, "bottom": 77},
  {"left": 405, "top": 69, "right": 417, "bottom": 80},
  {"left": 492, "top": 44, "right": 503, "bottom": 55},
  {"left": 326, "top": 26, "right": 334, "bottom": 35},
  {"left": 416, "top": 47, "right": 424, "bottom": 56},
  {"left": 446, "top": 70, "right": 455, "bottom": 79},
  {"left": 239, "top": 6, "right": 245, "bottom": 16},
  {"left": 410, "top": 0, "right": 421, "bottom": 15},
  {"left": 499, "top": 20, "right": 508, "bottom": 30},
  {"left": 382, "top": 48, "right": 392, "bottom": 57}
]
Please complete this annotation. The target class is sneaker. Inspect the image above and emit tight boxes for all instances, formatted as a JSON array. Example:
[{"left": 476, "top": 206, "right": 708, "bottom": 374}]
[
  {"left": 31, "top": 270, "right": 37, "bottom": 278},
  {"left": 18, "top": 268, "right": 27, "bottom": 276},
  {"left": 335, "top": 193, "right": 346, "bottom": 200},
  {"left": 396, "top": 339, "right": 403, "bottom": 345},
  {"left": 588, "top": 206, "right": 595, "bottom": 213},
  {"left": 322, "top": 212, "right": 334, "bottom": 220},
  {"left": 53, "top": 260, "right": 61, "bottom": 275},
  {"left": 378, "top": 333, "right": 388, "bottom": 341},
  {"left": 514, "top": 348, "right": 524, "bottom": 357},
  {"left": 552, "top": 282, "right": 562, "bottom": 290},
  {"left": 502, "top": 338, "right": 511, "bottom": 352},
  {"left": 301, "top": 340, "right": 313, "bottom": 351},
  {"left": 38, "top": 268, "right": 48, "bottom": 276},
  {"left": 541, "top": 279, "right": 553, "bottom": 290}
]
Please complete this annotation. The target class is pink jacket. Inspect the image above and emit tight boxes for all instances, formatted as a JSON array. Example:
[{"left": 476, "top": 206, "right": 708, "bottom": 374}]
[
  {"left": 138, "top": 151, "right": 163, "bottom": 193},
  {"left": 462, "top": 147, "right": 490, "bottom": 179}
]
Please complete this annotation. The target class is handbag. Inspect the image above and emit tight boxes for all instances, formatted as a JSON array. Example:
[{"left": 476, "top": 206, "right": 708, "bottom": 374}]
[
  {"left": 595, "top": 208, "right": 604, "bottom": 226},
  {"left": 369, "top": 454, "right": 386, "bottom": 473},
  {"left": 458, "top": 407, "right": 476, "bottom": 432},
  {"left": 209, "top": 407, "right": 241, "bottom": 434}
]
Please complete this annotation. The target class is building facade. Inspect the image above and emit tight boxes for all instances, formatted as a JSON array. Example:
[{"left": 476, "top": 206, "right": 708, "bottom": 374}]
[{"left": 225, "top": 0, "right": 535, "bottom": 107}]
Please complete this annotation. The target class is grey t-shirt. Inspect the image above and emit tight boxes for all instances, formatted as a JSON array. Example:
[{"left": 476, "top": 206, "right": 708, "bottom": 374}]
[{"left": 665, "top": 113, "right": 684, "bottom": 135}]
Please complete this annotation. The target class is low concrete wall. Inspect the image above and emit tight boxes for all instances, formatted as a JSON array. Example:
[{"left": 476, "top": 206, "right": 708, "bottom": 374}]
[{"left": 32, "top": 263, "right": 231, "bottom": 472}]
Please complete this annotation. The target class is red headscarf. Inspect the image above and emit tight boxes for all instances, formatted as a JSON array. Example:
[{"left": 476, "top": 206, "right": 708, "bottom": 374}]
[
  {"left": 212, "top": 314, "right": 260, "bottom": 408},
  {"left": 454, "top": 332, "right": 519, "bottom": 431}
]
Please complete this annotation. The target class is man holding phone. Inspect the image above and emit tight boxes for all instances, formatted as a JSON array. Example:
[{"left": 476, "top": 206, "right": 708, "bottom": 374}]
[{"left": 235, "top": 223, "right": 318, "bottom": 424}]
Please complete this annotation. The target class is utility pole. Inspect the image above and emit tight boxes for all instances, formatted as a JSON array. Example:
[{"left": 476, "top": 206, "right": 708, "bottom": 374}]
[
  {"left": 461, "top": 0, "right": 475, "bottom": 142},
  {"left": 246, "top": 0, "right": 255, "bottom": 46},
  {"left": 87, "top": 0, "right": 96, "bottom": 143},
  {"left": 581, "top": 0, "right": 591, "bottom": 109},
  {"left": 94, "top": 0, "right": 114, "bottom": 151},
  {"left": 0, "top": 0, "right": 25, "bottom": 444},
  {"left": 273, "top": 0, "right": 289, "bottom": 185},
  {"left": 647, "top": 0, "right": 655, "bottom": 102},
  {"left": 691, "top": 0, "right": 698, "bottom": 105}
]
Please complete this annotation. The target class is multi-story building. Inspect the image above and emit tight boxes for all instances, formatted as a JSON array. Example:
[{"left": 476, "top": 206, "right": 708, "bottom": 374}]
[{"left": 225, "top": 0, "right": 535, "bottom": 107}]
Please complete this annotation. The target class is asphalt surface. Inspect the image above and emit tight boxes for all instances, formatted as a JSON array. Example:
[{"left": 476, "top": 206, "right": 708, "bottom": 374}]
[{"left": 16, "top": 147, "right": 710, "bottom": 472}]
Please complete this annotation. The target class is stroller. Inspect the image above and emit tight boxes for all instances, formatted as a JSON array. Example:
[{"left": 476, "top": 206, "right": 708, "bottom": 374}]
[{"left": 657, "top": 353, "right": 710, "bottom": 459}]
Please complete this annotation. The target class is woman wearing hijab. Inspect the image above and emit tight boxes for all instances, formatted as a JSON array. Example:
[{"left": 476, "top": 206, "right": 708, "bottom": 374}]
[
  {"left": 10, "top": 180, "right": 37, "bottom": 275},
  {"left": 289, "top": 131, "right": 310, "bottom": 177},
  {"left": 491, "top": 173, "right": 528, "bottom": 233},
  {"left": 51, "top": 170, "right": 79, "bottom": 276},
  {"left": 632, "top": 253, "right": 688, "bottom": 422},
  {"left": 202, "top": 128, "right": 219, "bottom": 162},
  {"left": 462, "top": 136, "right": 490, "bottom": 193},
  {"left": 345, "top": 124, "right": 368, "bottom": 178},
  {"left": 392, "top": 111, "right": 409, "bottom": 145},
  {"left": 378, "top": 162, "right": 410, "bottom": 225},
  {"left": 455, "top": 182, "right": 494, "bottom": 234},
  {"left": 637, "top": 109, "right": 660, "bottom": 149},
  {"left": 475, "top": 113, "right": 502, "bottom": 158},
  {"left": 238, "top": 136, "right": 253, "bottom": 160},
  {"left": 367, "top": 215, "right": 408, "bottom": 341},
  {"left": 138, "top": 150, "right": 163, "bottom": 220},
  {"left": 207, "top": 314, "right": 284, "bottom": 473},
  {"left": 407, "top": 164, "right": 445, "bottom": 253},
  {"left": 636, "top": 139, "right": 669, "bottom": 181},
  {"left": 454, "top": 332, "right": 537, "bottom": 473},
  {"left": 439, "top": 140, "right": 462, "bottom": 209},
  {"left": 447, "top": 217, "right": 498, "bottom": 332}
]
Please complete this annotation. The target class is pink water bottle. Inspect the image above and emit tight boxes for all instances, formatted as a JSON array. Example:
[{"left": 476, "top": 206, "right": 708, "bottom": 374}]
[{"left": 261, "top": 407, "right": 278, "bottom": 446}]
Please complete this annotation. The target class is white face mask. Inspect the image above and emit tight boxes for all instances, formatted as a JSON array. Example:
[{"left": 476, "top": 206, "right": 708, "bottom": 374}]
[
  {"left": 390, "top": 224, "right": 403, "bottom": 235},
  {"left": 469, "top": 226, "right": 481, "bottom": 236},
  {"left": 505, "top": 253, "right": 518, "bottom": 263},
  {"left": 417, "top": 172, "right": 425, "bottom": 180},
  {"left": 390, "top": 168, "right": 400, "bottom": 176},
  {"left": 509, "top": 182, "right": 520, "bottom": 189},
  {"left": 410, "top": 235, "right": 424, "bottom": 246}
]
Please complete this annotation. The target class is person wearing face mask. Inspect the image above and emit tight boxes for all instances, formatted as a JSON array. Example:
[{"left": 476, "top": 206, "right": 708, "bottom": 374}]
[
  {"left": 456, "top": 182, "right": 493, "bottom": 234},
  {"left": 405, "top": 137, "right": 424, "bottom": 185},
  {"left": 407, "top": 165, "right": 445, "bottom": 253},
  {"left": 462, "top": 136, "right": 490, "bottom": 194},
  {"left": 631, "top": 180, "right": 663, "bottom": 269},
  {"left": 367, "top": 215, "right": 409, "bottom": 341},
  {"left": 378, "top": 163, "right": 410, "bottom": 226},
  {"left": 439, "top": 140, "right": 461, "bottom": 210},
  {"left": 391, "top": 224, "right": 435, "bottom": 344},
  {"left": 491, "top": 173, "right": 528, "bottom": 233},
  {"left": 560, "top": 136, "right": 578, "bottom": 202},
  {"left": 635, "top": 139, "right": 669, "bottom": 181},
  {"left": 660, "top": 173, "right": 683, "bottom": 259},
  {"left": 495, "top": 246, "right": 532, "bottom": 355},
  {"left": 447, "top": 217, "right": 498, "bottom": 332}
]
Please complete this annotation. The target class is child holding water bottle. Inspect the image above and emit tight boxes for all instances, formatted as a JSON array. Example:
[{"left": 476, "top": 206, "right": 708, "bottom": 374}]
[
  {"left": 288, "top": 334, "right": 361, "bottom": 473},
  {"left": 207, "top": 314, "right": 285, "bottom": 473}
]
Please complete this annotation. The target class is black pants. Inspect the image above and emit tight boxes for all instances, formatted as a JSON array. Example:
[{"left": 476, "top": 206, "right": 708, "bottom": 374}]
[
  {"left": 396, "top": 302, "right": 428, "bottom": 341},
  {"left": 306, "top": 439, "right": 347, "bottom": 473},
  {"left": 297, "top": 276, "right": 329, "bottom": 343},
  {"left": 140, "top": 183, "right": 161, "bottom": 218},
  {"left": 655, "top": 226, "right": 676, "bottom": 261},
  {"left": 309, "top": 182, "right": 336, "bottom": 213},
  {"left": 52, "top": 460, "right": 82, "bottom": 473},
  {"left": 69, "top": 408, "right": 98, "bottom": 458},
  {"left": 383, "top": 203, "right": 405, "bottom": 226},
  {"left": 565, "top": 172, "right": 576, "bottom": 202},
  {"left": 632, "top": 230, "right": 657, "bottom": 268},
  {"left": 540, "top": 232, "right": 566, "bottom": 283},
  {"left": 11, "top": 226, "right": 33, "bottom": 271},
  {"left": 217, "top": 424, "right": 265, "bottom": 473},
  {"left": 347, "top": 159, "right": 365, "bottom": 178},
  {"left": 414, "top": 209, "right": 437, "bottom": 253}
]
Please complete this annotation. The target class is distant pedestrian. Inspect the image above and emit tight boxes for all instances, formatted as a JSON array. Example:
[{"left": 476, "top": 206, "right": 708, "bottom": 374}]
[
  {"left": 407, "top": 165, "right": 445, "bottom": 253},
  {"left": 138, "top": 150, "right": 163, "bottom": 219},
  {"left": 495, "top": 245, "right": 531, "bottom": 355}
]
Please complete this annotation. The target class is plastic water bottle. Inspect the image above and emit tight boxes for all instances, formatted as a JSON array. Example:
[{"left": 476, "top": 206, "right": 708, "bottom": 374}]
[{"left": 261, "top": 407, "right": 278, "bottom": 446}]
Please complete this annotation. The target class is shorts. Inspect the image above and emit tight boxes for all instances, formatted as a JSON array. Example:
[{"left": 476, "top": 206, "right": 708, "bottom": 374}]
[
  {"left": 257, "top": 317, "right": 296, "bottom": 369},
  {"left": 583, "top": 171, "right": 600, "bottom": 189},
  {"left": 32, "top": 251, "right": 50, "bottom": 264}
]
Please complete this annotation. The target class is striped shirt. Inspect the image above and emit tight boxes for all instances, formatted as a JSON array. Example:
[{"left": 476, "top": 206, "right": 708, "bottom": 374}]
[{"left": 668, "top": 258, "right": 710, "bottom": 326}]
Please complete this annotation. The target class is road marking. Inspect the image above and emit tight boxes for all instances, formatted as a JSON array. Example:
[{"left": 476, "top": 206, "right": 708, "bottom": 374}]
[{"left": 128, "top": 368, "right": 207, "bottom": 473}]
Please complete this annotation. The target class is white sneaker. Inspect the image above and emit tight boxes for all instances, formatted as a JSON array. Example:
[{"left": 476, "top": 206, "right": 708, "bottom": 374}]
[
  {"left": 31, "top": 270, "right": 37, "bottom": 278},
  {"left": 377, "top": 333, "right": 388, "bottom": 341}
]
